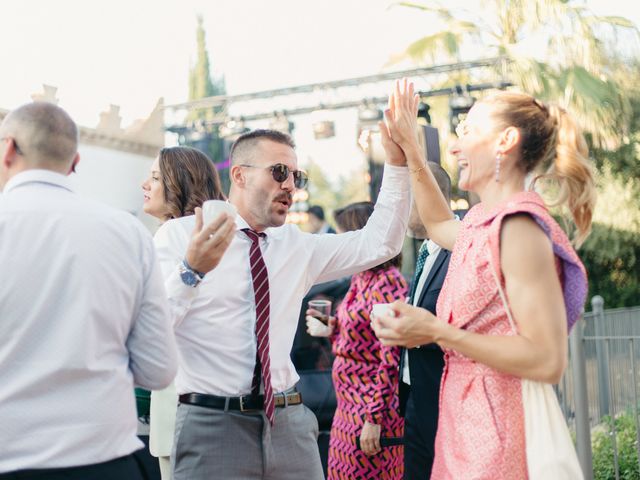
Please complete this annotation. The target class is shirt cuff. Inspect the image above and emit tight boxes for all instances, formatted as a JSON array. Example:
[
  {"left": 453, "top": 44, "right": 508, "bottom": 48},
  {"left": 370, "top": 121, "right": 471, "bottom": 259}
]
[
  {"left": 380, "top": 164, "right": 410, "bottom": 193},
  {"left": 165, "top": 268, "right": 200, "bottom": 303}
]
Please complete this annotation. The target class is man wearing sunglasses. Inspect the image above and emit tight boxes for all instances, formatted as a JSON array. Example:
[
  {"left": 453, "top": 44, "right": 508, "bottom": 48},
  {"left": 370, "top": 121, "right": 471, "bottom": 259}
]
[{"left": 155, "top": 124, "right": 411, "bottom": 480}]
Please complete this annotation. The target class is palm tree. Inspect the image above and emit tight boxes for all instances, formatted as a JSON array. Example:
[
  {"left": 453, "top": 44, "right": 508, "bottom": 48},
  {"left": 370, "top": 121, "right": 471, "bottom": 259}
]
[{"left": 391, "top": 0, "right": 640, "bottom": 147}]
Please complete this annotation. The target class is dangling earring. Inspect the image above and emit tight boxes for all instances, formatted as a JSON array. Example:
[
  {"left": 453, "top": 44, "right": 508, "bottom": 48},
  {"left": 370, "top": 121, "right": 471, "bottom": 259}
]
[{"left": 495, "top": 153, "right": 502, "bottom": 182}]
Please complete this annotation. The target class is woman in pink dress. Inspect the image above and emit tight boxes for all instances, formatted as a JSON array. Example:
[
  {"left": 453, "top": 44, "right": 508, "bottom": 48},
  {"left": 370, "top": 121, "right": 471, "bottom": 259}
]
[
  {"left": 373, "top": 80, "right": 595, "bottom": 479},
  {"left": 306, "top": 202, "right": 407, "bottom": 480}
]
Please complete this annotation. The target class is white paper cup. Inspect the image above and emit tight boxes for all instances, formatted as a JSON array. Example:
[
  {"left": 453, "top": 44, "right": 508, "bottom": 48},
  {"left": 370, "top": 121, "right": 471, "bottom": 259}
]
[
  {"left": 202, "top": 200, "right": 237, "bottom": 226},
  {"left": 371, "top": 303, "right": 395, "bottom": 319}
]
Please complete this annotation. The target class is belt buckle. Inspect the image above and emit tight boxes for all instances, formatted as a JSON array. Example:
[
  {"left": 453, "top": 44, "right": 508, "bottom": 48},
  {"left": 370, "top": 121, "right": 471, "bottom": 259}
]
[{"left": 239, "top": 395, "right": 260, "bottom": 412}]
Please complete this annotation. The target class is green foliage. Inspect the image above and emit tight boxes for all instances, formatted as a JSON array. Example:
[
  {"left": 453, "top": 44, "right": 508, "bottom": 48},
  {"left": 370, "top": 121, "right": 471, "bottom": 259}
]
[
  {"left": 188, "top": 15, "right": 225, "bottom": 103},
  {"left": 592, "top": 409, "right": 640, "bottom": 480},
  {"left": 334, "top": 171, "right": 370, "bottom": 208},
  {"left": 394, "top": 0, "right": 640, "bottom": 147},
  {"left": 590, "top": 91, "right": 640, "bottom": 181},
  {"left": 183, "top": 16, "right": 227, "bottom": 172},
  {"left": 579, "top": 223, "right": 640, "bottom": 308},
  {"left": 305, "top": 160, "right": 369, "bottom": 226},
  {"left": 305, "top": 160, "right": 338, "bottom": 221},
  {"left": 579, "top": 86, "right": 640, "bottom": 308}
]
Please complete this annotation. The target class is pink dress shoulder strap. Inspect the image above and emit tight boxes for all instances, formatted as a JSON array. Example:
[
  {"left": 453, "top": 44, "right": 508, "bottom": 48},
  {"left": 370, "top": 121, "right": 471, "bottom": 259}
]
[{"left": 486, "top": 192, "right": 588, "bottom": 331}]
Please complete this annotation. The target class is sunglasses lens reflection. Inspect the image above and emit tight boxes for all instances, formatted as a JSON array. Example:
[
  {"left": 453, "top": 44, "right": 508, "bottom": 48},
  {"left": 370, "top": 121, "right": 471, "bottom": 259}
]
[
  {"left": 271, "top": 164, "right": 289, "bottom": 183},
  {"left": 293, "top": 172, "right": 308, "bottom": 189},
  {"left": 269, "top": 164, "right": 308, "bottom": 189}
]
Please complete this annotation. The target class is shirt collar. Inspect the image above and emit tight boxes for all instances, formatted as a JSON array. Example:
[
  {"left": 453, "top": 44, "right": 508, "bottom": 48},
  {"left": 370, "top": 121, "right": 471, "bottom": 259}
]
[
  {"left": 467, "top": 191, "right": 544, "bottom": 227},
  {"left": 236, "top": 214, "right": 271, "bottom": 242},
  {"left": 235, "top": 214, "right": 252, "bottom": 232},
  {"left": 423, "top": 214, "right": 459, "bottom": 255},
  {"left": 425, "top": 239, "right": 440, "bottom": 256},
  {"left": 235, "top": 213, "right": 289, "bottom": 242},
  {"left": 3, "top": 169, "right": 74, "bottom": 194}
]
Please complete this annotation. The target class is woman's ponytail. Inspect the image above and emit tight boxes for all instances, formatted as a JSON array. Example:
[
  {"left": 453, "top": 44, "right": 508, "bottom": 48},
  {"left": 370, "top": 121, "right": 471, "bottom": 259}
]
[{"left": 542, "top": 105, "right": 596, "bottom": 248}]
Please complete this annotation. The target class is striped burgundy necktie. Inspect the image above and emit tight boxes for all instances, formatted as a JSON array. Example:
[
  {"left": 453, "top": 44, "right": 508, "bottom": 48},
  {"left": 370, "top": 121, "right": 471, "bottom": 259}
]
[{"left": 242, "top": 228, "right": 275, "bottom": 424}]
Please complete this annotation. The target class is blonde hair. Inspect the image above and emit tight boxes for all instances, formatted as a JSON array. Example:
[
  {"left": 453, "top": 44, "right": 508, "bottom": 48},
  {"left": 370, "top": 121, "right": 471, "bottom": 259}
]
[{"left": 483, "top": 92, "right": 596, "bottom": 247}]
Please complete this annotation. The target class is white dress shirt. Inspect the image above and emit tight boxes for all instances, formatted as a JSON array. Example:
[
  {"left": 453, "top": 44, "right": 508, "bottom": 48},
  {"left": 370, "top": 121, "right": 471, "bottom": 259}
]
[
  {"left": 154, "top": 164, "right": 410, "bottom": 396},
  {"left": 402, "top": 239, "right": 442, "bottom": 385},
  {"left": 0, "top": 170, "right": 177, "bottom": 473}
]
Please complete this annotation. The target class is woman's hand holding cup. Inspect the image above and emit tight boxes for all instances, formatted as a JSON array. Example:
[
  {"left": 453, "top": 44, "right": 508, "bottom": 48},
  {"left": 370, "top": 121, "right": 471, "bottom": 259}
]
[{"left": 306, "top": 299, "right": 335, "bottom": 337}]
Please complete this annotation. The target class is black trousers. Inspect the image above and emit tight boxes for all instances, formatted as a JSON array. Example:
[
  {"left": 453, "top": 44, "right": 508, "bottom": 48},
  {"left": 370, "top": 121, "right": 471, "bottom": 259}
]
[
  {"left": 402, "top": 347, "right": 444, "bottom": 480},
  {"left": 0, "top": 453, "right": 146, "bottom": 480},
  {"left": 403, "top": 388, "right": 438, "bottom": 480}
]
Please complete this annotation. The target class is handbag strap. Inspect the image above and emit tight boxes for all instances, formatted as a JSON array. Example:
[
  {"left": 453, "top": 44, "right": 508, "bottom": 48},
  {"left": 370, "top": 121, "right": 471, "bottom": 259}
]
[{"left": 488, "top": 253, "right": 518, "bottom": 336}]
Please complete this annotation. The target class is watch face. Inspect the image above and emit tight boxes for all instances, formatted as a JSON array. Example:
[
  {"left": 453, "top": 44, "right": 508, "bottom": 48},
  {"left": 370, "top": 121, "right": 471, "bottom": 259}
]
[{"left": 180, "top": 269, "right": 199, "bottom": 287}]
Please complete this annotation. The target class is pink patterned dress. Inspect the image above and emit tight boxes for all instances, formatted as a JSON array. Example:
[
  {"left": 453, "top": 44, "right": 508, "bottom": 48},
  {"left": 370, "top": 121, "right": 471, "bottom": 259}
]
[
  {"left": 327, "top": 266, "right": 408, "bottom": 480},
  {"left": 432, "top": 192, "right": 588, "bottom": 480}
]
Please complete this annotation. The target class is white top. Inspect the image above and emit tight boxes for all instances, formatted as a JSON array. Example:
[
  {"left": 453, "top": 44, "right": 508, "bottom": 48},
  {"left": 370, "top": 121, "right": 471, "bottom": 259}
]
[
  {"left": 154, "top": 164, "right": 410, "bottom": 396},
  {"left": 0, "top": 170, "right": 177, "bottom": 473},
  {"left": 402, "top": 239, "right": 442, "bottom": 385}
]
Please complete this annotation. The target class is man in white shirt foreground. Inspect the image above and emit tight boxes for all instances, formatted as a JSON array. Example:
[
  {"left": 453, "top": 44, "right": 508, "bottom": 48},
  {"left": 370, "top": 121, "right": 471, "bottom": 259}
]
[
  {"left": 0, "top": 103, "right": 178, "bottom": 479},
  {"left": 155, "top": 122, "right": 410, "bottom": 479}
]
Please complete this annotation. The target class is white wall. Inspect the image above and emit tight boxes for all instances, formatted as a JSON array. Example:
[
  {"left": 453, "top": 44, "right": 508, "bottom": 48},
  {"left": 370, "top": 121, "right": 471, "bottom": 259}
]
[{"left": 69, "top": 143, "right": 160, "bottom": 232}]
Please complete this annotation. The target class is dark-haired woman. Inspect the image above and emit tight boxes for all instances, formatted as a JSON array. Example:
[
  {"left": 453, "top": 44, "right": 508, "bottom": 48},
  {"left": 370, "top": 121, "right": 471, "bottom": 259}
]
[
  {"left": 141, "top": 145, "right": 228, "bottom": 480},
  {"left": 307, "top": 201, "right": 407, "bottom": 480},
  {"left": 142, "top": 146, "right": 225, "bottom": 221}
]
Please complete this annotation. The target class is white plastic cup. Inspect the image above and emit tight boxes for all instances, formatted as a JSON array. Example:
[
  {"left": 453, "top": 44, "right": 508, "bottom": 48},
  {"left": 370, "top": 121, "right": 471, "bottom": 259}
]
[
  {"left": 202, "top": 200, "right": 237, "bottom": 226},
  {"left": 371, "top": 303, "right": 395, "bottom": 320},
  {"left": 308, "top": 299, "right": 332, "bottom": 325}
]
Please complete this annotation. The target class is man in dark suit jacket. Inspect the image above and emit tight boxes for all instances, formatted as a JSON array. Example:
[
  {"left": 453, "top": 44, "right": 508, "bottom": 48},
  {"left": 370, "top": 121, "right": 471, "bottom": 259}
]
[{"left": 399, "top": 162, "right": 452, "bottom": 480}]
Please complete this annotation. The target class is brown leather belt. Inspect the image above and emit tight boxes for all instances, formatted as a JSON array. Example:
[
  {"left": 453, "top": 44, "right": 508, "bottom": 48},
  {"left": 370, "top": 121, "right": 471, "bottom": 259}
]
[{"left": 178, "top": 391, "right": 302, "bottom": 412}]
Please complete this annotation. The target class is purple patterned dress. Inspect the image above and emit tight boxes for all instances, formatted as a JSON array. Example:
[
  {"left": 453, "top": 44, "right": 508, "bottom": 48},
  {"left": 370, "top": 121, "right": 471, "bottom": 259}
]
[{"left": 327, "top": 266, "right": 408, "bottom": 480}]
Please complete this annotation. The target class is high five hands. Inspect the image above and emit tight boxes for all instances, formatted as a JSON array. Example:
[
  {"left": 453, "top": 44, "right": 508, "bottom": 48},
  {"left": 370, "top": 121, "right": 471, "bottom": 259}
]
[{"left": 379, "top": 78, "right": 421, "bottom": 165}]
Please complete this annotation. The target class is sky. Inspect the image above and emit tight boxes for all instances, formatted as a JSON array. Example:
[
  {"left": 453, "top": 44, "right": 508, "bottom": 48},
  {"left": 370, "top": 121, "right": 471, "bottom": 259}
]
[
  {"left": 1, "top": 0, "right": 431, "bottom": 126},
  {"left": 1, "top": 0, "right": 639, "bottom": 182}
]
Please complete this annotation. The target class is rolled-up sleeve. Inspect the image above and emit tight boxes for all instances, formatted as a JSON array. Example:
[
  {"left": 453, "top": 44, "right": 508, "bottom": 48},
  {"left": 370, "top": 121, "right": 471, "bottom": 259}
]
[
  {"left": 309, "top": 164, "right": 410, "bottom": 284},
  {"left": 153, "top": 219, "right": 201, "bottom": 328}
]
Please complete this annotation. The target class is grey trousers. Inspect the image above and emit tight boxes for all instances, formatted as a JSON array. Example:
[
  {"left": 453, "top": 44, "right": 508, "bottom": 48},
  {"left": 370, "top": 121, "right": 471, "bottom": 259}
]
[{"left": 171, "top": 402, "right": 324, "bottom": 480}]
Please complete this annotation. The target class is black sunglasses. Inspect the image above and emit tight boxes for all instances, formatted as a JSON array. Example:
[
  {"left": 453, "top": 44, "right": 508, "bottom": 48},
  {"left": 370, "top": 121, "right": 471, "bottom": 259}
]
[{"left": 240, "top": 163, "right": 308, "bottom": 189}]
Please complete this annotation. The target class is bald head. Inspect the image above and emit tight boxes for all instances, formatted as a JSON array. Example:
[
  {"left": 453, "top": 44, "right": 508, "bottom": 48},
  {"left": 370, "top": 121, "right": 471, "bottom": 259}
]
[{"left": 1, "top": 103, "right": 78, "bottom": 170}]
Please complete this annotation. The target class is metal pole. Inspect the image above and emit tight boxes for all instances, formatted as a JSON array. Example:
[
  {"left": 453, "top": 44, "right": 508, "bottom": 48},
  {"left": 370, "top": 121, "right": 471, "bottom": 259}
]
[
  {"left": 606, "top": 338, "right": 620, "bottom": 480},
  {"left": 592, "top": 295, "right": 610, "bottom": 417},
  {"left": 570, "top": 318, "right": 594, "bottom": 479},
  {"left": 629, "top": 339, "right": 640, "bottom": 470}
]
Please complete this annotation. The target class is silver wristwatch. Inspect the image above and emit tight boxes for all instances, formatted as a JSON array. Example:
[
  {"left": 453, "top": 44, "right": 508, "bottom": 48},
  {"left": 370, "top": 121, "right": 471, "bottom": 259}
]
[{"left": 179, "top": 260, "right": 205, "bottom": 288}]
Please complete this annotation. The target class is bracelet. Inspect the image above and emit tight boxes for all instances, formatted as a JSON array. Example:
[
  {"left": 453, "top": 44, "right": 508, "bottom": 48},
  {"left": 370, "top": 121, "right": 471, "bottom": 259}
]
[{"left": 408, "top": 164, "right": 427, "bottom": 174}]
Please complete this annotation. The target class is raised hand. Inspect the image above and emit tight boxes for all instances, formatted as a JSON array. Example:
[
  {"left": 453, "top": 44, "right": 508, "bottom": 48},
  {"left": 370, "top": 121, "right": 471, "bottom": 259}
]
[
  {"left": 379, "top": 93, "right": 407, "bottom": 166},
  {"left": 386, "top": 78, "right": 421, "bottom": 151},
  {"left": 185, "top": 207, "right": 235, "bottom": 275}
]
